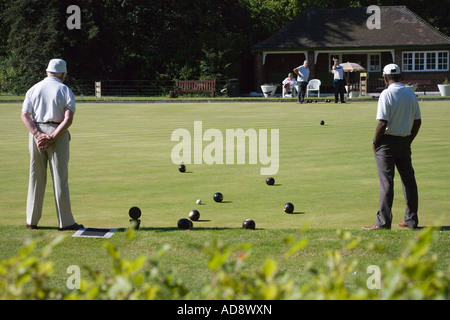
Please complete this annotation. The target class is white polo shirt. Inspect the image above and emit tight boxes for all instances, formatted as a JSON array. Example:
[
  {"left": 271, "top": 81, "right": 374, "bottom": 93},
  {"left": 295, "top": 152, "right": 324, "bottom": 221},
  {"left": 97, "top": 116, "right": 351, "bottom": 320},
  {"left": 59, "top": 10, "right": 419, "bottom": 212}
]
[
  {"left": 22, "top": 76, "right": 75, "bottom": 123},
  {"left": 296, "top": 65, "right": 309, "bottom": 82},
  {"left": 332, "top": 65, "right": 344, "bottom": 80},
  {"left": 376, "top": 82, "right": 421, "bottom": 136}
]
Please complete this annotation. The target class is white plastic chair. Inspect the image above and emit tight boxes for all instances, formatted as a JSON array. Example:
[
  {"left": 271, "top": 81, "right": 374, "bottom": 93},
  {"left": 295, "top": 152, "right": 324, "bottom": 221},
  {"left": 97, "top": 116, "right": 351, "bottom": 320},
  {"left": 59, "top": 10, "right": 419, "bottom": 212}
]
[{"left": 306, "top": 79, "right": 321, "bottom": 97}]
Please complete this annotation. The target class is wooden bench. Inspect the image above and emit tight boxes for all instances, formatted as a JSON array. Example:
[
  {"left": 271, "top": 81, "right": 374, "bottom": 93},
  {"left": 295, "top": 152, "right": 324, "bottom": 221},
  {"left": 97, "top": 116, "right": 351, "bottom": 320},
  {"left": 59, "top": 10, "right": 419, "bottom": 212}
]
[
  {"left": 376, "top": 79, "right": 432, "bottom": 94},
  {"left": 400, "top": 80, "right": 432, "bottom": 95},
  {"left": 175, "top": 80, "right": 216, "bottom": 97}
]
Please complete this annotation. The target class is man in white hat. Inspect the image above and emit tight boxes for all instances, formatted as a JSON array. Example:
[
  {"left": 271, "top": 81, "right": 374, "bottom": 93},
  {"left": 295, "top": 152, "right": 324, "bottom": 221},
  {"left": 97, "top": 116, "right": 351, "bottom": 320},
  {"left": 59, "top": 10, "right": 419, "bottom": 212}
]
[
  {"left": 363, "top": 63, "right": 421, "bottom": 230},
  {"left": 21, "top": 59, "right": 83, "bottom": 230}
]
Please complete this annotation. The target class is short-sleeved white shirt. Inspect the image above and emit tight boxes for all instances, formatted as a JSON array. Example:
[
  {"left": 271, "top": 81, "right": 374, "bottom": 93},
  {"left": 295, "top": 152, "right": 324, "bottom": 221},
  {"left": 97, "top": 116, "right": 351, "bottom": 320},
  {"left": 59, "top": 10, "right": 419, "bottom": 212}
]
[
  {"left": 22, "top": 76, "right": 75, "bottom": 123},
  {"left": 332, "top": 65, "right": 344, "bottom": 80},
  {"left": 296, "top": 65, "right": 309, "bottom": 82},
  {"left": 376, "top": 82, "right": 421, "bottom": 137},
  {"left": 282, "top": 77, "right": 297, "bottom": 89}
]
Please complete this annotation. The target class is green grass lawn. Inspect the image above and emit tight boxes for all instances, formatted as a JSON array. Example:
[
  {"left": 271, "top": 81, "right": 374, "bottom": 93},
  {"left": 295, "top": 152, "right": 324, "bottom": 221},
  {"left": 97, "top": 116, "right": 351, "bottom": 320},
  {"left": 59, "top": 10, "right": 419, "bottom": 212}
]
[{"left": 1, "top": 100, "right": 449, "bottom": 297}]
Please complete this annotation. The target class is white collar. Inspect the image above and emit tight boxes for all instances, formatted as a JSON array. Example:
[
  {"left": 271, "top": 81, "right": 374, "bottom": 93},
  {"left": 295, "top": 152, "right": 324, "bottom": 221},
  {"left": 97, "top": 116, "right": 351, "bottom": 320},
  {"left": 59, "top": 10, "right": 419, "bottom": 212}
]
[{"left": 46, "top": 76, "right": 63, "bottom": 83}]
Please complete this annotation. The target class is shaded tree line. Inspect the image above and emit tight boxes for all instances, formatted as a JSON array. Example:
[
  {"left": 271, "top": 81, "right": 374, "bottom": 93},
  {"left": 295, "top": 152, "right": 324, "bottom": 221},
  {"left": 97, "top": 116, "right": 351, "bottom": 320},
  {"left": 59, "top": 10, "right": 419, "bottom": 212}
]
[{"left": 0, "top": 0, "right": 448, "bottom": 94}]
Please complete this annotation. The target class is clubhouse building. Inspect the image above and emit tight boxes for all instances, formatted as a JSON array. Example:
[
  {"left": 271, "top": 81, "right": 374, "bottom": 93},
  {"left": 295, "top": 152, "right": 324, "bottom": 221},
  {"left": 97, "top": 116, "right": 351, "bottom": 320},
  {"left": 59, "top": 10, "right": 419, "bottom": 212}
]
[{"left": 252, "top": 6, "right": 450, "bottom": 94}]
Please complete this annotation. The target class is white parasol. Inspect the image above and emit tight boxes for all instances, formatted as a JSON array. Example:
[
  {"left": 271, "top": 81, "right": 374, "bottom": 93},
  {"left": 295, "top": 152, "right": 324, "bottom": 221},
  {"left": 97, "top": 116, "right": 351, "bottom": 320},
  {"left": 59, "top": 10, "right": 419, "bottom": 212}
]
[{"left": 339, "top": 62, "right": 366, "bottom": 97}]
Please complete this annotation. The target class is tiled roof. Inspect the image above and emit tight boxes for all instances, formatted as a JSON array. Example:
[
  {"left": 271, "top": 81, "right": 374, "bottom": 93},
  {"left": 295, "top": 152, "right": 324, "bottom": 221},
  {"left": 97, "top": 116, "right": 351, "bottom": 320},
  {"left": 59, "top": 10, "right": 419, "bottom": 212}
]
[{"left": 252, "top": 6, "right": 450, "bottom": 51}]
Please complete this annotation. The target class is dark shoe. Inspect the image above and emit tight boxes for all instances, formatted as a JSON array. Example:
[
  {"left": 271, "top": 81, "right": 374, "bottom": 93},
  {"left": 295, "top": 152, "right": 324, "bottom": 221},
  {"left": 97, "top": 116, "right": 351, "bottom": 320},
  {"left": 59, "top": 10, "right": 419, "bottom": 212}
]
[
  {"left": 26, "top": 224, "right": 38, "bottom": 230},
  {"left": 58, "top": 223, "right": 84, "bottom": 231}
]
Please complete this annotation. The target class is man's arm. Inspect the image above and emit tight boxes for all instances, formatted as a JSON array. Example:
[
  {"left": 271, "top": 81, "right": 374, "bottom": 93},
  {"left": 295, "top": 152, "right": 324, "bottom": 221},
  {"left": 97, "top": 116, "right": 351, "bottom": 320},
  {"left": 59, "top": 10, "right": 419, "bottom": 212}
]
[
  {"left": 21, "top": 112, "right": 49, "bottom": 142},
  {"left": 372, "top": 120, "right": 388, "bottom": 151},
  {"left": 332, "top": 57, "right": 338, "bottom": 71},
  {"left": 410, "top": 119, "right": 421, "bottom": 142},
  {"left": 37, "top": 109, "right": 74, "bottom": 149},
  {"left": 50, "top": 109, "right": 74, "bottom": 140}
]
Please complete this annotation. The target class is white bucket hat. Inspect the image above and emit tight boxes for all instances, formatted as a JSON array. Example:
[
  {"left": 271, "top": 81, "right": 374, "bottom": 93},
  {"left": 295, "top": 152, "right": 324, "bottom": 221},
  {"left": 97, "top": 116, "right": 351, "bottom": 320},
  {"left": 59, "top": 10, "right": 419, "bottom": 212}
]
[
  {"left": 383, "top": 63, "right": 401, "bottom": 75},
  {"left": 46, "top": 59, "right": 67, "bottom": 73}
]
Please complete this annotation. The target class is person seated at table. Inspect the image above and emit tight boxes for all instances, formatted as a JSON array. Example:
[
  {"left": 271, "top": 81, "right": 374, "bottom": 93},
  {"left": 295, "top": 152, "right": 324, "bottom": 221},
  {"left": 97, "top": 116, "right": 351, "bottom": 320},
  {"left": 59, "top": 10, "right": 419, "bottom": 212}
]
[{"left": 282, "top": 73, "right": 297, "bottom": 97}]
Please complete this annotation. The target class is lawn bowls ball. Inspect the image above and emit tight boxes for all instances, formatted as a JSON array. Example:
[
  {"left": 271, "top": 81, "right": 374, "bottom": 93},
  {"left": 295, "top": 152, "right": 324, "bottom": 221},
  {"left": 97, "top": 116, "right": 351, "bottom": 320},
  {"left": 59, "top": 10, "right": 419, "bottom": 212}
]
[
  {"left": 128, "top": 206, "right": 141, "bottom": 220},
  {"left": 242, "top": 219, "right": 256, "bottom": 229},
  {"left": 213, "top": 192, "right": 223, "bottom": 203},
  {"left": 196, "top": 199, "right": 202, "bottom": 205},
  {"left": 189, "top": 210, "right": 200, "bottom": 221},
  {"left": 284, "top": 202, "right": 294, "bottom": 213},
  {"left": 177, "top": 218, "right": 193, "bottom": 229},
  {"left": 266, "top": 177, "right": 275, "bottom": 185},
  {"left": 320, "top": 120, "right": 325, "bottom": 125},
  {"left": 178, "top": 164, "right": 186, "bottom": 172}
]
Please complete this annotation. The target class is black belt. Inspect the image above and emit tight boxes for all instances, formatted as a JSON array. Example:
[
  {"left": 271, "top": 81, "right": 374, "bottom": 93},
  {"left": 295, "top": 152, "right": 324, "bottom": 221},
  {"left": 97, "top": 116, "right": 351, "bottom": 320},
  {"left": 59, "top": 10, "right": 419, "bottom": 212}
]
[
  {"left": 384, "top": 134, "right": 411, "bottom": 138},
  {"left": 37, "top": 121, "right": 61, "bottom": 125}
]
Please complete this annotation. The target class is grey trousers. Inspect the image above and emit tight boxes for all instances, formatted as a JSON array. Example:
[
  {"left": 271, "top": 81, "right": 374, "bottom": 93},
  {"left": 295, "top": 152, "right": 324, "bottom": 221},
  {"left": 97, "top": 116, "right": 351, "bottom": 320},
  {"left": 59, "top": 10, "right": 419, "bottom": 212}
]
[
  {"left": 374, "top": 135, "right": 418, "bottom": 229},
  {"left": 297, "top": 82, "right": 308, "bottom": 103},
  {"left": 26, "top": 123, "right": 75, "bottom": 228}
]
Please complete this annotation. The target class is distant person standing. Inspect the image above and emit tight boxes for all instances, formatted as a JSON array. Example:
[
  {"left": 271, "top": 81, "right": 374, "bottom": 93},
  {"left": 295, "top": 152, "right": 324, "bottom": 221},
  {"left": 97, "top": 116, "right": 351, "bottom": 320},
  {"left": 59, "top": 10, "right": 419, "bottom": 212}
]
[
  {"left": 363, "top": 64, "right": 421, "bottom": 230},
  {"left": 21, "top": 59, "right": 83, "bottom": 231},
  {"left": 293, "top": 60, "right": 309, "bottom": 104},
  {"left": 332, "top": 57, "right": 345, "bottom": 103}
]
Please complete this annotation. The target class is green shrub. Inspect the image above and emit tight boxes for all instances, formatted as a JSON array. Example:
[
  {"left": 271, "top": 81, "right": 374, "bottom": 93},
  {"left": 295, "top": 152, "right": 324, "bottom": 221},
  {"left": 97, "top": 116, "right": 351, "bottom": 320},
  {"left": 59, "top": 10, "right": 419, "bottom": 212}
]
[
  {"left": 0, "top": 235, "right": 64, "bottom": 299},
  {"left": 380, "top": 227, "right": 448, "bottom": 299},
  {"left": 0, "top": 228, "right": 448, "bottom": 300},
  {"left": 64, "top": 231, "right": 190, "bottom": 300}
]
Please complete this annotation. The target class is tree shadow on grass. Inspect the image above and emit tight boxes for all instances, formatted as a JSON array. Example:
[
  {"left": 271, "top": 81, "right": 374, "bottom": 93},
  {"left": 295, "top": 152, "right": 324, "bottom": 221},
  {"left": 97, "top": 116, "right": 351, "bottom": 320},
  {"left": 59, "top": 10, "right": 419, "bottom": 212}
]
[
  {"left": 113, "top": 225, "right": 269, "bottom": 232},
  {"left": 137, "top": 227, "right": 239, "bottom": 232},
  {"left": 29, "top": 226, "right": 59, "bottom": 230}
]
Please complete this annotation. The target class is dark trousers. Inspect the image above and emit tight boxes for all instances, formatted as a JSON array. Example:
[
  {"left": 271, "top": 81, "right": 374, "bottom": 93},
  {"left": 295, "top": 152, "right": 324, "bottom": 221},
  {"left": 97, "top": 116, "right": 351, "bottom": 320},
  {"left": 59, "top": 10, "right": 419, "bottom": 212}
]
[
  {"left": 333, "top": 79, "right": 345, "bottom": 103},
  {"left": 297, "top": 81, "right": 308, "bottom": 103},
  {"left": 374, "top": 135, "right": 418, "bottom": 229}
]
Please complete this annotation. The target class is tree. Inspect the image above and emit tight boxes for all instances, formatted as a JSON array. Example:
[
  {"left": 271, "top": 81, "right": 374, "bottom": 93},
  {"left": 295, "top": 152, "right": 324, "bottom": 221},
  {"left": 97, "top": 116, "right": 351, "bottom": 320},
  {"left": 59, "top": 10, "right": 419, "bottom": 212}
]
[
  {"left": 1, "top": 0, "right": 63, "bottom": 93},
  {"left": 0, "top": 0, "right": 448, "bottom": 94}
]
